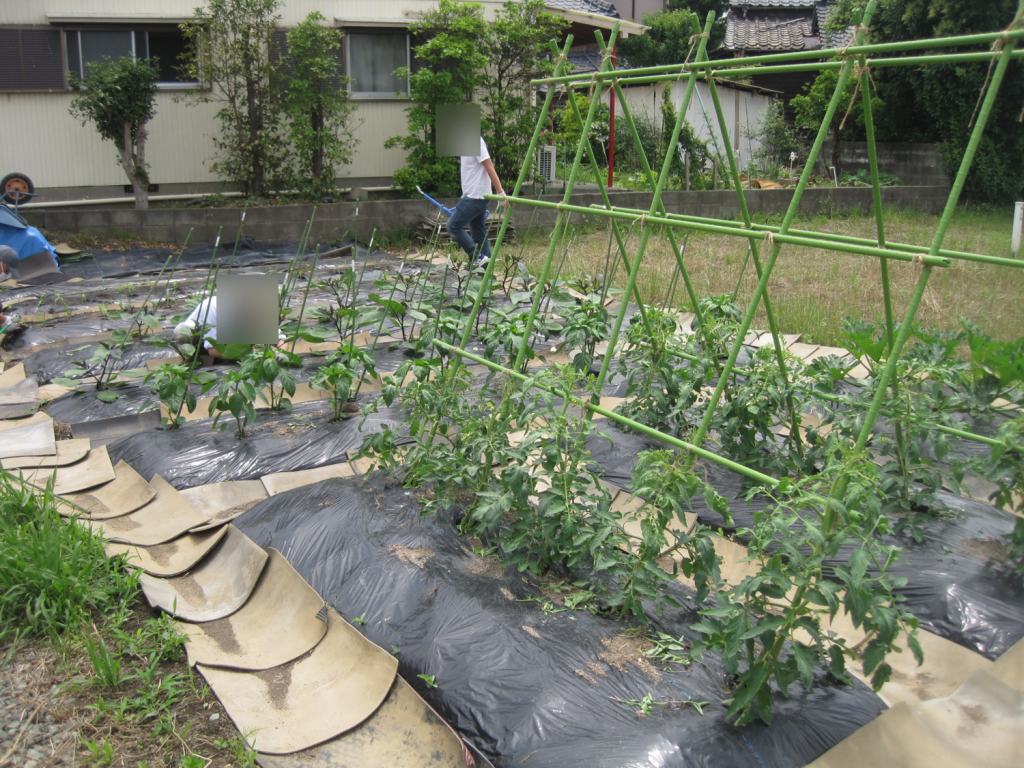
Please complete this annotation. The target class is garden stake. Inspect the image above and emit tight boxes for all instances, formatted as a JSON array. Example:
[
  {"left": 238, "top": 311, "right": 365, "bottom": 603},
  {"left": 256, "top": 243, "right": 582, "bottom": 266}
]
[
  {"left": 226, "top": 208, "right": 248, "bottom": 274},
  {"left": 508, "top": 27, "right": 623, "bottom": 377},
  {"left": 288, "top": 245, "right": 320, "bottom": 356},
  {"left": 582, "top": 202, "right": 1022, "bottom": 269},
  {"left": 157, "top": 228, "right": 193, "bottom": 308},
  {"left": 370, "top": 248, "right": 412, "bottom": 349},
  {"left": 610, "top": 69, "right": 706, "bottom": 331},
  {"left": 730, "top": 244, "right": 752, "bottom": 300},
  {"left": 559, "top": 60, "right": 656, "bottom": 336},
  {"left": 856, "top": 56, "right": 909, "bottom": 475},
  {"left": 556, "top": 48, "right": 1024, "bottom": 89},
  {"left": 599, "top": 218, "right": 617, "bottom": 305}
]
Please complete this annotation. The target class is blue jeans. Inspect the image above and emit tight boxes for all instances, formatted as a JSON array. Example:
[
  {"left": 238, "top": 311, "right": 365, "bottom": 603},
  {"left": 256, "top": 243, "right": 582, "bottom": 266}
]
[{"left": 446, "top": 197, "right": 491, "bottom": 262}]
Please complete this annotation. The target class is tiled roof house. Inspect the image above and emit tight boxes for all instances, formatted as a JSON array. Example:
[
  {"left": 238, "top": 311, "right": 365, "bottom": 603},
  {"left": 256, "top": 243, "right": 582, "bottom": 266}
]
[{"left": 721, "top": 1, "right": 853, "bottom": 104}]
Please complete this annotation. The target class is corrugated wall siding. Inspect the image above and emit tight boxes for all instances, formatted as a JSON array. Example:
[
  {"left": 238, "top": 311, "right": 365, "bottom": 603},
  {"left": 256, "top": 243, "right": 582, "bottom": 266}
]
[
  {"left": 1, "top": 91, "right": 221, "bottom": 189},
  {"left": 603, "top": 81, "right": 773, "bottom": 171}
]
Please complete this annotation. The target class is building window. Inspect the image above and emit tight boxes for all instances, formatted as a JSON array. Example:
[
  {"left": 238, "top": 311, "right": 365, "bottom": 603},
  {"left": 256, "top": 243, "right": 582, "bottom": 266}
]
[
  {"left": 64, "top": 27, "right": 194, "bottom": 87},
  {"left": 346, "top": 30, "right": 410, "bottom": 99},
  {"left": 0, "top": 27, "right": 66, "bottom": 91}
]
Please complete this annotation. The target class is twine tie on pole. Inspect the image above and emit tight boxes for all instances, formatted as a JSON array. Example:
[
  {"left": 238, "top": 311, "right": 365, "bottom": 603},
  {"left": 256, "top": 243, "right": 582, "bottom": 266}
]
[
  {"left": 763, "top": 231, "right": 776, "bottom": 249},
  {"left": 970, "top": 32, "right": 1012, "bottom": 127},
  {"left": 838, "top": 63, "right": 875, "bottom": 133},
  {"left": 837, "top": 24, "right": 869, "bottom": 59},
  {"left": 683, "top": 32, "right": 709, "bottom": 72},
  {"left": 912, "top": 254, "right": 925, "bottom": 269}
]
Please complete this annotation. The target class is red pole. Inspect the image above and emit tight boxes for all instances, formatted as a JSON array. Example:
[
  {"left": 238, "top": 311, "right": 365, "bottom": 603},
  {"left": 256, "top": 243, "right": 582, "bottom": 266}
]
[{"left": 607, "top": 41, "right": 616, "bottom": 188}]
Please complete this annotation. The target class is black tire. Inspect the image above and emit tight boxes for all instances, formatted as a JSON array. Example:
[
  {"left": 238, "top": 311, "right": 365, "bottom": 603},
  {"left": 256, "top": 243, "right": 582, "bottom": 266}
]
[{"left": 1, "top": 172, "right": 35, "bottom": 204}]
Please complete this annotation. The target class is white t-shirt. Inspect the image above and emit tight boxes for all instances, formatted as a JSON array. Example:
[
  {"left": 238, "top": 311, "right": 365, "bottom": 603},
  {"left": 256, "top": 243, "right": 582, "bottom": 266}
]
[
  {"left": 461, "top": 138, "right": 492, "bottom": 199},
  {"left": 174, "top": 295, "right": 285, "bottom": 349},
  {"left": 174, "top": 297, "right": 219, "bottom": 348}
]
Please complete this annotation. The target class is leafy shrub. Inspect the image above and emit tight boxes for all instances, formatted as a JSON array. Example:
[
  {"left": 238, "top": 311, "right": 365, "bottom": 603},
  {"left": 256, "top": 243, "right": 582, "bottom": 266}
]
[
  {"left": 282, "top": 12, "right": 358, "bottom": 200},
  {"left": 386, "top": 0, "right": 488, "bottom": 196},
  {"left": 69, "top": 57, "right": 159, "bottom": 209},
  {"left": 180, "top": 0, "right": 287, "bottom": 197}
]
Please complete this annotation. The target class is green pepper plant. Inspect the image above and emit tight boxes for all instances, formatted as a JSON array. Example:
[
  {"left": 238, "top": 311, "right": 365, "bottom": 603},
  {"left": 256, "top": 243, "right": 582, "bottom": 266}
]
[{"left": 144, "top": 363, "right": 218, "bottom": 428}]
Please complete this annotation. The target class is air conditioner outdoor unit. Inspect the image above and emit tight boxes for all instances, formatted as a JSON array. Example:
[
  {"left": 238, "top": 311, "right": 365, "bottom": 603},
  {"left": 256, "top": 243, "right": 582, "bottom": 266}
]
[{"left": 536, "top": 146, "right": 557, "bottom": 183}]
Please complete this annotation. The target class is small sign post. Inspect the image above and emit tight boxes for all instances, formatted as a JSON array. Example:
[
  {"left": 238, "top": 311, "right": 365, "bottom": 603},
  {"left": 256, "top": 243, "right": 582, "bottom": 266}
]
[{"left": 1012, "top": 201, "right": 1023, "bottom": 258}]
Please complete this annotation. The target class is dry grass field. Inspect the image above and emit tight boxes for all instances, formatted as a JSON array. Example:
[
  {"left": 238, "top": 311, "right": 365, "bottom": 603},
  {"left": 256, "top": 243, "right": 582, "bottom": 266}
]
[{"left": 518, "top": 205, "right": 1023, "bottom": 346}]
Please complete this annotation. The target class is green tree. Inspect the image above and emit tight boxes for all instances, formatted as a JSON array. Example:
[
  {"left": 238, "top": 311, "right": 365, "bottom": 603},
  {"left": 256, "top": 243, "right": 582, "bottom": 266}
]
[
  {"left": 791, "top": 68, "right": 881, "bottom": 175},
  {"left": 670, "top": 0, "right": 729, "bottom": 48},
  {"left": 282, "top": 12, "right": 358, "bottom": 201},
  {"left": 385, "top": 0, "right": 489, "bottom": 196},
  {"left": 829, "top": 0, "right": 1024, "bottom": 202},
  {"left": 69, "top": 58, "right": 160, "bottom": 210},
  {"left": 619, "top": 10, "right": 699, "bottom": 69},
  {"left": 618, "top": 1, "right": 727, "bottom": 68},
  {"left": 180, "top": 0, "right": 286, "bottom": 198},
  {"left": 555, "top": 93, "right": 610, "bottom": 165},
  {"left": 480, "top": 0, "right": 568, "bottom": 183}
]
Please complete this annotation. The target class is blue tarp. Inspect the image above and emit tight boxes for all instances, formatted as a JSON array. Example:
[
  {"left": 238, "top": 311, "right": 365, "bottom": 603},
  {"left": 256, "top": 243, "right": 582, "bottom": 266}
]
[{"left": 0, "top": 223, "right": 58, "bottom": 267}]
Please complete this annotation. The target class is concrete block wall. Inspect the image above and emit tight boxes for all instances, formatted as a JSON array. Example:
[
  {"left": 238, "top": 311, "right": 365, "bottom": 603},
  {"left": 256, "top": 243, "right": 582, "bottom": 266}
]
[
  {"left": 819, "top": 142, "right": 949, "bottom": 187},
  {"left": 24, "top": 185, "right": 952, "bottom": 247}
]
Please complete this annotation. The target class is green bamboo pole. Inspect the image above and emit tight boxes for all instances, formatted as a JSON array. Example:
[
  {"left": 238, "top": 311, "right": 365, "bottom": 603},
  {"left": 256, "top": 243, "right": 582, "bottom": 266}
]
[
  {"left": 858, "top": 66, "right": 895, "bottom": 348},
  {"left": 688, "top": 3, "right": 879, "bottom": 451},
  {"left": 534, "top": 29, "right": 1024, "bottom": 86},
  {"left": 226, "top": 208, "right": 248, "bottom": 274},
  {"left": 856, "top": 46, "right": 909, "bottom": 477},
  {"left": 455, "top": 36, "right": 576, "bottom": 367},
  {"left": 486, "top": 195, "right": 952, "bottom": 267},
  {"left": 707, "top": 75, "right": 804, "bottom": 455},
  {"left": 812, "top": 390, "right": 1006, "bottom": 449},
  {"left": 590, "top": 13, "right": 715, "bottom": 397},
  {"left": 584, "top": 204, "right": 1024, "bottom": 269},
  {"left": 511, "top": 29, "right": 619, "bottom": 374},
  {"left": 551, "top": 49, "right": 1024, "bottom": 89},
  {"left": 287, "top": 246, "right": 319, "bottom": 356},
  {"left": 433, "top": 339, "right": 782, "bottom": 486}
]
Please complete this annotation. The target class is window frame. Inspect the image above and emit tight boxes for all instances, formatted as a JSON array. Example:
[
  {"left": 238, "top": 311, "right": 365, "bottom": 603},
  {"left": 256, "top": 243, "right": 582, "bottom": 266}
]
[
  {"left": 343, "top": 26, "right": 412, "bottom": 101},
  {"left": 63, "top": 25, "right": 199, "bottom": 90},
  {"left": 0, "top": 25, "right": 69, "bottom": 93}
]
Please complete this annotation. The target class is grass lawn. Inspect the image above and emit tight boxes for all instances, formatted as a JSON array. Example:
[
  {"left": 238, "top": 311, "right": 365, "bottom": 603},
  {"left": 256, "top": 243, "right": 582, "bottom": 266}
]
[{"left": 517, "top": 204, "right": 1023, "bottom": 347}]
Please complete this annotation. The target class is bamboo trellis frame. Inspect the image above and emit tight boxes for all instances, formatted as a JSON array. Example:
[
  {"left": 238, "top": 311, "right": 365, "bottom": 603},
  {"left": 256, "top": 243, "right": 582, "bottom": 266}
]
[{"left": 439, "top": 0, "right": 1024, "bottom": 494}]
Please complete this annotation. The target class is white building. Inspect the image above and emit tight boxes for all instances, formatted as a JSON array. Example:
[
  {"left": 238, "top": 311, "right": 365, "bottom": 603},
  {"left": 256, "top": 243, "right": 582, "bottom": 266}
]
[{"left": 0, "top": 0, "right": 643, "bottom": 203}]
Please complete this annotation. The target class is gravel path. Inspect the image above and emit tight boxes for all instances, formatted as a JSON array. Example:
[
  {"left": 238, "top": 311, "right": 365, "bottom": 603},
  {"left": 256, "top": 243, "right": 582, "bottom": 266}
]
[{"left": 0, "top": 646, "right": 81, "bottom": 767}]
